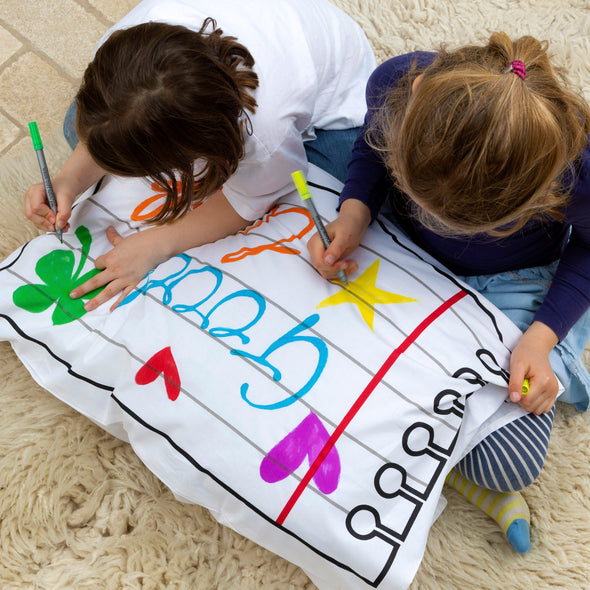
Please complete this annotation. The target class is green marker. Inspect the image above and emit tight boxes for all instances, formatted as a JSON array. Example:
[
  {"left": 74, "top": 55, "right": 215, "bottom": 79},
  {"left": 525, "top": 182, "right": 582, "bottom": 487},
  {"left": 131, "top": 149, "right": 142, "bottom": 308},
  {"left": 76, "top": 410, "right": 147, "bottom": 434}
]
[
  {"left": 28, "top": 121, "right": 62, "bottom": 242},
  {"left": 291, "top": 170, "right": 348, "bottom": 285}
]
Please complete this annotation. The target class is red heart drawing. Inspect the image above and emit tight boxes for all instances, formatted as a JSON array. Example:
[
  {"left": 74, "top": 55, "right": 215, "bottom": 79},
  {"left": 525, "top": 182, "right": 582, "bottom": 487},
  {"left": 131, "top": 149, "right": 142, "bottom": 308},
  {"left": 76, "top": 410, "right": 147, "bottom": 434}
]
[
  {"left": 135, "top": 346, "right": 181, "bottom": 401},
  {"left": 260, "top": 412, "right": 340, "bottom": 494}
]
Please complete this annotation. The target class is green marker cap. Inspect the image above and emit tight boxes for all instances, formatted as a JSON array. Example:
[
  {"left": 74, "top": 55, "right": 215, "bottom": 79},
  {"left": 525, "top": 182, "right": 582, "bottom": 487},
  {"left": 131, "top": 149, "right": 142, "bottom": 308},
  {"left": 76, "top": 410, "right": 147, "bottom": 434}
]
[{"left": 28, "top": 121, "right": 43, "bottom": 150}]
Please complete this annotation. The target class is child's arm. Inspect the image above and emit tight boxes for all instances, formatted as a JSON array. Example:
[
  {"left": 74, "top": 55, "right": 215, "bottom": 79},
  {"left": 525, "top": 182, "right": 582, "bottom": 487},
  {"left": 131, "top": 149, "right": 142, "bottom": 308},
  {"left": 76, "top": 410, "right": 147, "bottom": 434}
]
[
  {"left": 307, "top": 198, "right": 371, "bottom": 280},
  {"left": 24, "top": 142, "right": 104, "bottom": 234},
  {"left": 508, "top": 321, "right": 560, "bottom": 414},
  {"left": 508, "top": 151, "right": 590, "bottom": 414},
  {"left": 70, "top": 189, "right": 250, "bottom": 311}
]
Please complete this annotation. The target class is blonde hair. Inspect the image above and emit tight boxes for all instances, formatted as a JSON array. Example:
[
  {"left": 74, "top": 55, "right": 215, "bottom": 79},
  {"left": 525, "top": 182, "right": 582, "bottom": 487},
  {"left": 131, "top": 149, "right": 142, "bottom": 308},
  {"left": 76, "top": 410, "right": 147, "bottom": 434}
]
[{"left": 369, "top": 33, "right": 590, "bottom": 236}]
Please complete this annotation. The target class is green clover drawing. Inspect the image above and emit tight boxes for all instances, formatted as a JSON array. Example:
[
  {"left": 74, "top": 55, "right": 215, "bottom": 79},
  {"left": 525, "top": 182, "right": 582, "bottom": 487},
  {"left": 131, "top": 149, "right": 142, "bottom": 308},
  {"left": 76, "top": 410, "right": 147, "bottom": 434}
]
[{"left": 13, "top": 225, "right": 104, "bottom": 325}]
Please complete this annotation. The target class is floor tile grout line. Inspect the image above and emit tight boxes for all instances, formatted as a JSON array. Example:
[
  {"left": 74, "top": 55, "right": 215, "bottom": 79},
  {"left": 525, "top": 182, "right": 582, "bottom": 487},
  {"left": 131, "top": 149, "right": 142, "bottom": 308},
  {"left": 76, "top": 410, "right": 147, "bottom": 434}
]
[
  {"left": 0, "top": 41, "right": 32, "bottom": 158},
  {"left": 0, "top": 17, "right": 85, "bottom": 85},
  {"left": 0, "top": 43, "right": 29, "bottom": 80},
  {"left": 71, "top": 0, "right": 115, "bottom": 28}
]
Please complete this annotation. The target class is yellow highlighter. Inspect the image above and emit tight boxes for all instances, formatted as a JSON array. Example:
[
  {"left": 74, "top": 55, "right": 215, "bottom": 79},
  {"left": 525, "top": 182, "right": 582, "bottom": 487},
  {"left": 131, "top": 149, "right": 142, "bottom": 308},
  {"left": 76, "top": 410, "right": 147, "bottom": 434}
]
[
  {"left": 291, "top": 170, "right": 348, "bottom": 285},
  {"left": 521, "top": 378, "right": 530, "bottom": 395}
]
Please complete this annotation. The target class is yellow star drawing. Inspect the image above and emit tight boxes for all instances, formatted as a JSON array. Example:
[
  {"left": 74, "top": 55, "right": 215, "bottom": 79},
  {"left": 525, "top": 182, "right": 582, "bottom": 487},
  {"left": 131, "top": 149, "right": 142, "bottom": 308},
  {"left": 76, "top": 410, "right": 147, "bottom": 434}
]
[{"left": 316, "top": 259, "right": 418, "bottom": 330}]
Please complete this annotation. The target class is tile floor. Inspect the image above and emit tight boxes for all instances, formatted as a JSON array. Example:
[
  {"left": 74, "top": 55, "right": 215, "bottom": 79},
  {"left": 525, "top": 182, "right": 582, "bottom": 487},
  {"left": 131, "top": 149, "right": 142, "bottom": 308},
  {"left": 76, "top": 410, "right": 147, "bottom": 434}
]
[{"left": 0, "top": 1, "right": 140, "bottom": 161}]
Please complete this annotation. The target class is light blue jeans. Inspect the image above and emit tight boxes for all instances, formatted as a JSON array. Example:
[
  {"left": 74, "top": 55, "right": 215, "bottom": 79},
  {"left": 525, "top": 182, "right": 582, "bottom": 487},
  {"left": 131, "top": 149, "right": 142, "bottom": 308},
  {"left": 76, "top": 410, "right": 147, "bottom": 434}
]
[
  {"left": 63, "top": 100, "right": 78, "bottom": 150},
  {"left": 303, "top": 127, "right": 360, "bottom": 183},
  {"left": 459, "top": 262, "right": 590, "bottom": 412}
]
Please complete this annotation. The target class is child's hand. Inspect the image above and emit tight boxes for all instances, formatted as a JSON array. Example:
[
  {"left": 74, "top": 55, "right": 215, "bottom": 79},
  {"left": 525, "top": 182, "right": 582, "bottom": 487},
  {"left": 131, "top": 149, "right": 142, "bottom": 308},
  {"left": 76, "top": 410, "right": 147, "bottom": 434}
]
[
  {"left": 70, "top": 189, "right": 251, "bottom": 311},
  {"left": 24, "top": 179, "right": 75, "bottom": 234},
  {"left": 70, "top": 226, "right": 170, "bottom": 312},
  {"left": 307, "top": 199, "right": 371, "bottom": 281},
  {"left": 24, "top": 143, "right": 105, "bottom": 235},
  {"left": 508, "top": 321, "right": 560, "bottom": 414}
]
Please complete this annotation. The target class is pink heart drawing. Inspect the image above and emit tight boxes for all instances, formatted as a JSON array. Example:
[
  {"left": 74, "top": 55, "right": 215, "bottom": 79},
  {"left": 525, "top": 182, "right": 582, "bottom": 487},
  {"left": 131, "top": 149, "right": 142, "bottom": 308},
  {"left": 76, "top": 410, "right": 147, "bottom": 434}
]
[
  {"left": 135, "top": 346, "right": 181, "bottom": 401},
  {"left": 260, "top": 412, "right": 340, "bottom": 494}
]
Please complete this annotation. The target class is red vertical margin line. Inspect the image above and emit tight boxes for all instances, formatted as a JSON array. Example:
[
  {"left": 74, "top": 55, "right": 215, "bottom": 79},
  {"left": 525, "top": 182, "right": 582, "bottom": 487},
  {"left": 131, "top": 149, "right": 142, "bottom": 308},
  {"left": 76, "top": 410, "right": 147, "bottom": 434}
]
[{"left": 276, "top": 289, "right": 467, "bottom": 525}]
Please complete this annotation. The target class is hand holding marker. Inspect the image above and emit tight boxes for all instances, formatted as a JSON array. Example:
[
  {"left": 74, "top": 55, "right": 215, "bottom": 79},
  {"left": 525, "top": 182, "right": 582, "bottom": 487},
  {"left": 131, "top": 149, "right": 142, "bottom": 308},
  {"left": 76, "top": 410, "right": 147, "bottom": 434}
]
[
  {"left": 28, "top": 121, "right": 63, "bottom": 242},
  {"left": 293, "top": 165, "right": 532, "bottom": 394},
  {"left": 291, "top": 170, "right": 348, "bottom": 285}
]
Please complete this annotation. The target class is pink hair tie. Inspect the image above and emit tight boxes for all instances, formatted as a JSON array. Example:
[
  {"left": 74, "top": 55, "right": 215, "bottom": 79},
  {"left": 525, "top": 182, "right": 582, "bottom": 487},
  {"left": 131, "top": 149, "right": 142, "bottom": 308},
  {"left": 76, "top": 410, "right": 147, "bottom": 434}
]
[{"left": 505, "top": 60, "right": 527, "bottom": 80}]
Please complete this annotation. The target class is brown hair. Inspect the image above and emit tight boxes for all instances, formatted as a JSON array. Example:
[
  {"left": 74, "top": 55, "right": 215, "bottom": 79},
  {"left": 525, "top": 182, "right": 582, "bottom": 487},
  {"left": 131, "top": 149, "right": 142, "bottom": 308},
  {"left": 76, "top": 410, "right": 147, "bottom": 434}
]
[
  {"left": 369, "top": 33, "right": 590, "bottom": 236},
  {"left": 76, "top": 19, "right": 259, "bottom": 223}
]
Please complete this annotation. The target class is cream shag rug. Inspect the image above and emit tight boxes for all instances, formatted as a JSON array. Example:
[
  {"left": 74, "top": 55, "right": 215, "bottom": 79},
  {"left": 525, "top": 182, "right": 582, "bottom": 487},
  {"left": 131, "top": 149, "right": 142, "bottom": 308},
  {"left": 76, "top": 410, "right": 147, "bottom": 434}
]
[{"left": 1, "top": 1, "right": 590, "bottom": 588}]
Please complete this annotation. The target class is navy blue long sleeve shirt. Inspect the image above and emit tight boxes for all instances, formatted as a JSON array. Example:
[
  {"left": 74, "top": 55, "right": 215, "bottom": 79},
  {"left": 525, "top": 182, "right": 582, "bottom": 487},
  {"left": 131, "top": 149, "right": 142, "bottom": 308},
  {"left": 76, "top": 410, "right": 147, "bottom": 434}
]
[{"left": 340, "top": 52, "right": 590, "bottom": 341}]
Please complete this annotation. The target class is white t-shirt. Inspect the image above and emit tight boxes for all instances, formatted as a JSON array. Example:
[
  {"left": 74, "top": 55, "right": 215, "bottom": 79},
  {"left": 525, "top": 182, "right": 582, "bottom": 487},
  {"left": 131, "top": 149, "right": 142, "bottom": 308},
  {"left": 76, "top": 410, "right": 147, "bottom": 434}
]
[{"left": 98, "top": 0, "right": 376, "bottom": 220}]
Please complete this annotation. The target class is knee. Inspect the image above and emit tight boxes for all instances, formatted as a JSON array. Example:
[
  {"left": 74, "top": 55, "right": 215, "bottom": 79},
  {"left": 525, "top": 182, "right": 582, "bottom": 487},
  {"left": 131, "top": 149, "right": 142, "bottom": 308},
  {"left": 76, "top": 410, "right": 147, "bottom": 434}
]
[
  {"left": 456, "top": 450, "right": 545, "bottom": 492},
  {"left": 491, "top": 459, "right": 543, "bottom": 492}
]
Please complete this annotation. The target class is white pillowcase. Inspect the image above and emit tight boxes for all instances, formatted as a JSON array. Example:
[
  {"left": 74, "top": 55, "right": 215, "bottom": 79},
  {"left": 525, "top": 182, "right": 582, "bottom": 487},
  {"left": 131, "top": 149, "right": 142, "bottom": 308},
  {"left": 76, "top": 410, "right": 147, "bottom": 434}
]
[{"left": 0, "top": 165, "right": 526, "bottom": 590}]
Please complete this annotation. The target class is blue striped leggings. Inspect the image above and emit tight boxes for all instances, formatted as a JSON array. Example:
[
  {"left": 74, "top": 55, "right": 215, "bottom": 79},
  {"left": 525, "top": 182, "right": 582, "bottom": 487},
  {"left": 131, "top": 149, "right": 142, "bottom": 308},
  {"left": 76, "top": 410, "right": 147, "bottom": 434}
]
[{"left": 456, "top": 405, "right": 555, "bottom": 492}]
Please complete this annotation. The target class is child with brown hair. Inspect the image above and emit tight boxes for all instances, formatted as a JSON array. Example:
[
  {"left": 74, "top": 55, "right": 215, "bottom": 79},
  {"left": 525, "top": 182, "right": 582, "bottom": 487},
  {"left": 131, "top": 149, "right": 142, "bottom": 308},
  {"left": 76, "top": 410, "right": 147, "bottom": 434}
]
[
  {"left": 24, "top": 0, "right": 375, "bottom": 310},
  {"left": 308, "top": 32, "right": 590, "bottom": 553}
]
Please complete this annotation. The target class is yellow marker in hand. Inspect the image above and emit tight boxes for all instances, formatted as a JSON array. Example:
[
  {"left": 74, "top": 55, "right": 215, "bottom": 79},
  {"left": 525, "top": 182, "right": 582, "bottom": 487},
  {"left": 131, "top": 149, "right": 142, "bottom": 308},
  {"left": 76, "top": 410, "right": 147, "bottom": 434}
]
[
  {"left": 521, "top": 378, "right": 530, "bottom": 395},
  {"left": 291, "top": 170, "right": 348, "bottom": 285}
]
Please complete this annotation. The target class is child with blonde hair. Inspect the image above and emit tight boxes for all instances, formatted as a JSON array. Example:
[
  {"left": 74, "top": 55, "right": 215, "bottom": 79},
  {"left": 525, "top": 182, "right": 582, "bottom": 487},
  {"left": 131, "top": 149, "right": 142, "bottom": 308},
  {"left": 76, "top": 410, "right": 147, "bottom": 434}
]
[{"left": 308, "top": 32, "right": 590, "bottom": 553}]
